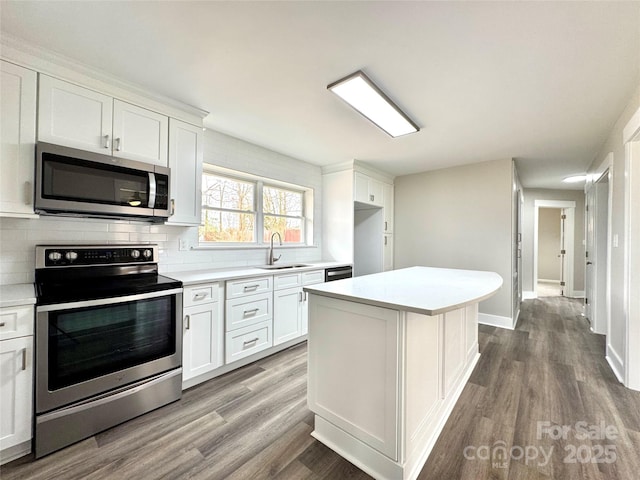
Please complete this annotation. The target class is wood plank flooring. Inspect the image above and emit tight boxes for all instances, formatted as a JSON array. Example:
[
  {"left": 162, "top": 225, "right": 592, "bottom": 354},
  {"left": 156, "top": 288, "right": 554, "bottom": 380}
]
[{"left": 3, "top": 296, "right": 640, "bottom": 480}]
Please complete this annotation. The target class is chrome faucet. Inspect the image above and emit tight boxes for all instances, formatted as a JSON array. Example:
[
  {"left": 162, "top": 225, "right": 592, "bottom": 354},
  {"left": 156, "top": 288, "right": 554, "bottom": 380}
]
[{"left": 268, "top": 232, "right": 282, "bottom": 265}]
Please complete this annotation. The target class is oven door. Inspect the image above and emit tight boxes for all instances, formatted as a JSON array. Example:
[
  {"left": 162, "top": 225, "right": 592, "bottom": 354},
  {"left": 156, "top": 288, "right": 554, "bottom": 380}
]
[{"left": 35, "top": 288, "right": 183, "bottom": 414}]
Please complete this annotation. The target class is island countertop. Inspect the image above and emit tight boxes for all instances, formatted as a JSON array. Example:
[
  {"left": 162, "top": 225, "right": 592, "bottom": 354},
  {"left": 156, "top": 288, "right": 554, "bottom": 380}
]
[{"left": 303, "top": 266, "right": 503, "bottom": 316}]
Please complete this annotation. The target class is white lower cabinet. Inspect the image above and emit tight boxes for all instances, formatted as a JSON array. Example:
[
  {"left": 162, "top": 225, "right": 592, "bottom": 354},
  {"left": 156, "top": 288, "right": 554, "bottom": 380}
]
[
  {"left": 273, "top": 286, "right": 303, "bottom": 346},
  {"left": 182, "top": 283, "right": 223, "bottom": 382},
  {"left": 0, "top": 304, "right": 34, "bottom": 465},
  {"left": 225, "top": 276, "right": 274, "bottom": 363},
  {"left": 273, "top": 270, "right": 325, "bottom": 345},
  {"left": 225, "top": 321, "right": 272, "bottom": 364}
]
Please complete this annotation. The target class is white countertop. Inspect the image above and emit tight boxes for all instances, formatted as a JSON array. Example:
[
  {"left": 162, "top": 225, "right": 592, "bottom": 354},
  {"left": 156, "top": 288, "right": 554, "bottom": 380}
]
[
  {"left": 304, "top": 266, "right": 503, "bottom": 316},
  {"left": 0, "top": 283, "right": 37, "bottom": 308},
  {"left": 168, "top": 261, "right": 351, "bottom": 286}
]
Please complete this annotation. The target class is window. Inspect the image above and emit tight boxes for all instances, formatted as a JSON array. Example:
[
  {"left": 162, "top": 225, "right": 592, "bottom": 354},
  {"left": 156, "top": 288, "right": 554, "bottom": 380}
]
[{"left": 199, "top": 167, "right": 311, "bottom": 246}]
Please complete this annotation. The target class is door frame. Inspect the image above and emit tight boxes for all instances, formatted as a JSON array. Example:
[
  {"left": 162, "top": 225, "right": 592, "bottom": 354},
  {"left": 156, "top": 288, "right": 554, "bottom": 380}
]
[
  {"left": 586, "top": 160, "right": 612, "bottom": 336},
  {"left": 623, "top": 107, "right": 640, "bottom": 391},
  {"left": 533, "top": 200, "right": 576, "bottom": 298}
]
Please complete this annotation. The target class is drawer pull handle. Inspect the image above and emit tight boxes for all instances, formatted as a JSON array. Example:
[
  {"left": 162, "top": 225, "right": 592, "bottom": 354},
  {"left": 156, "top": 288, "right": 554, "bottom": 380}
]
[
  {"left": 21, "top": 348, "right": 27, "bottom": 371},
  {"left": 243, "top": 308, "right": 259, "bottom": 317},
  {"left": 103, "top": 134, "right": 110, "bottom": 149},
  {"left": 243, "top": 284, "right": 260, "bottom": 292},
  {"left": 185, "top": 315, "right": 190, "bottom": 330},
  {"left": 0, "top": 322, "right": 5, "bottom": 327},
  {"left": 243, "top": 337, "right": 259, "bottom": 348},
  {"left": 193, "top": 292, "right": 208, "bottom": 300}
]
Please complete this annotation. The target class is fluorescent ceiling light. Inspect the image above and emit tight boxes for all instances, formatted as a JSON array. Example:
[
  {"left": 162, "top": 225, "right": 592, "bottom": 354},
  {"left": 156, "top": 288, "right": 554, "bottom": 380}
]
[
  {"left": 328, "top": 71, "right": 419, "bottom": 137},
  {"left": 562, "top": 175, "right": 587, "bottom": 183}
]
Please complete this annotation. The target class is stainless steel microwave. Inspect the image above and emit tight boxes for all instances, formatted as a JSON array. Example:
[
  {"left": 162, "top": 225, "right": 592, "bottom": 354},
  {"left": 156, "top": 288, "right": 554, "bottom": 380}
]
[{"left": 35, "top": 142, "right": 171, "bottom": 221}]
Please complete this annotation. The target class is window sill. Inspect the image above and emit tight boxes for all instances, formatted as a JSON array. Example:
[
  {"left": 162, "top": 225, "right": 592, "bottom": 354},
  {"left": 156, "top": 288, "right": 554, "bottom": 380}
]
[{"left": 191, "top": 244, "right": 318, "bottom": 251}]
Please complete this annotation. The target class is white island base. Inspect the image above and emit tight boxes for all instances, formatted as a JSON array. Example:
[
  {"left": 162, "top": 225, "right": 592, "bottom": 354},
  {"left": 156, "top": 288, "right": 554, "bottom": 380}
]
[{"left": 305, "top": 267, "right": 502, "bottom": 480}]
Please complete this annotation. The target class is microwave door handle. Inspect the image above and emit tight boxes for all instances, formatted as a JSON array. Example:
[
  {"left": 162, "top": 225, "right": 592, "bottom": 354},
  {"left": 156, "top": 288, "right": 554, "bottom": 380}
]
[{"left": 148, "top": 172, "right": 156, "bottom": 208}]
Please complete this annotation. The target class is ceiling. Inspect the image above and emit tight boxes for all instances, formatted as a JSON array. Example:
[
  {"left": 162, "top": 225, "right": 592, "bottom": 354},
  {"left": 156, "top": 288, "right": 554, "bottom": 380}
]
[{"left": 2, "top": 1, "right": 639, "bottom": 190}]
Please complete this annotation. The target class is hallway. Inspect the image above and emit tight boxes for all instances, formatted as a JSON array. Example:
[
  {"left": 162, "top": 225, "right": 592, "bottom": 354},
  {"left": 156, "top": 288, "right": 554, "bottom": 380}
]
[{"left": 421, "top": 296, "right": 640, "bottom": 479}]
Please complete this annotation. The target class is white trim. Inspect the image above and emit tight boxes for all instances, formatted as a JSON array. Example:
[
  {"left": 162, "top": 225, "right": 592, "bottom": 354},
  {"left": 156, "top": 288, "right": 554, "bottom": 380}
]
[
  {"left": 606, "top": 344, "right": 625, "bottom": 385},
  {"left": 568, "top": 290, "right": 585, "bottom": 299},
  {"left": 624, "top": 107, "right": 640, "bottom": 391},
  {"left": 523, "top": 291, "right": 537, "bottom": 300},
  {"left": 533, "top": 200, "right": 576, "bottom": 298},
  {"left": 478, "top": 312, "right": 514, "bottom": 330},
  {"left": 538, "top": 278, "right": 561, "bottom": 284}
]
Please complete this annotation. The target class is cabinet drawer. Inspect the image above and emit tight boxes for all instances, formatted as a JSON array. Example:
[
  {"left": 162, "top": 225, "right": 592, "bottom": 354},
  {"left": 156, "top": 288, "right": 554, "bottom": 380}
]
[
  {"left": 0, "top": 305, "right": 34, "bottom": 341},
  {"left": 302, "top": 270, "right": 324, "bottom": 286},
  {"left": 226, "top": 292, "right": 272, "bottom": 332},
  {"left": 184, "top": 283, "right": 220, "bottom": 307},
  {"left": 226, "top": 276, "right": 272, "bottom": 299},
  {"left": 225, "top": 321, "right": 272, "bottom": 364},
  {"left": 274, "top": 272, "right": 301, "bottom": 290}
]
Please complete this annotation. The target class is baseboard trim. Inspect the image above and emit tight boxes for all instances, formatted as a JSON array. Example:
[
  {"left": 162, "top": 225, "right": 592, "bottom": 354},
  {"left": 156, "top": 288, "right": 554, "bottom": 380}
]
[
  {"left": 606, "top": 345, "right": 625, "bottom": 384},
  {"left": 568, "top": 290, "right": 585, "bottom": 298},
  {"left": 523, "top": 291, "right": 537, "bottom": 300},
  {"left": 478, "top": 313, "right": 515, "bottom": 330},
  {"left": 539, "top": 278, "right": 561, "bottom": 284}
]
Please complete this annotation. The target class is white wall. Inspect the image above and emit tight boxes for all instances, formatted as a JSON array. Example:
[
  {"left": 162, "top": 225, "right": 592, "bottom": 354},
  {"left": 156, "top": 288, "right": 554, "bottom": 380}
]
[
  {"left": 521, "top": 189, "right": 586, "bottom": 294},
  {"left": 537, "top": 208, "right": 562, "bottom": 281},
  {"left": 394, "top": 158, "right": 514, "bottom": 320},
  {"left": 587, "top": 82, "right": 640, "bottom": 382},
  {"left": 0, "top": 130, "right": 323, "bottom": 285}
]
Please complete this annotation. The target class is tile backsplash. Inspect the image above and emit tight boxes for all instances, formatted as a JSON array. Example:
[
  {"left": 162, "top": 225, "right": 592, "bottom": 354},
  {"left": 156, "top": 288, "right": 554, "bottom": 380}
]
[{"left": 0, "top": 129, "right": 324, "bottom": 285}]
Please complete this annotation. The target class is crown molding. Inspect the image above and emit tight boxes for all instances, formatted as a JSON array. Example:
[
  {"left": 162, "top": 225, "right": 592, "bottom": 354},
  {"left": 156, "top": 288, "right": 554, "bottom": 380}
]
[{"left": 1, "top": 33, "right": 209, "bottom": 126}]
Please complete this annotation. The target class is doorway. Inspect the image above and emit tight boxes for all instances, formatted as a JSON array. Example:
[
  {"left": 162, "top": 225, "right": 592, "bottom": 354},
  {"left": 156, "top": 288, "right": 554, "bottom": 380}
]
[{"left": 533, "top": 200, "right": 576, "bottom": 299}]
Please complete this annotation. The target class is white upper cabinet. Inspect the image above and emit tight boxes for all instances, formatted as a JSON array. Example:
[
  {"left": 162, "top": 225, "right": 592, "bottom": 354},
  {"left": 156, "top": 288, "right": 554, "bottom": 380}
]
[
  {"left": 38, "top": 75, "right": 168, "bottom": 166},
  {"left": 112, "top": 100, "right": 168, "bottom": 166},
  {"left": 38, "top": 75, "right": 112, "bottom": 154},
  {"left": 166, "top": 119, "right": 203, "bottom": 225},
  {"left": 354, "top": 171, "right": 384, "bottom": 207},
  {"left": 1, "top": 61, "right": 38, "bottom": 217}
]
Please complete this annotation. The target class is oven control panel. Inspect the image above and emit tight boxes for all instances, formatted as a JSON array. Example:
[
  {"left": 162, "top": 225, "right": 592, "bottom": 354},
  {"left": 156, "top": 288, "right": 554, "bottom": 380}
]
[{"left": 38, "top": 245, "right": 157, "bottom": 267}]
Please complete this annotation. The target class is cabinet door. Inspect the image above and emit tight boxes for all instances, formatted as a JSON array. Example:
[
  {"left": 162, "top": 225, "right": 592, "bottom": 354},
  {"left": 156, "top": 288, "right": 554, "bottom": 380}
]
[
  {"left": 383, "top": 234, "right": 393, "bottom": 271},
  {"left": 112, "top": 100, "right": 168, "bottom": 166},
  {"left": 0, "top": 336, "right": 33, "bottom": 452},
  {"left": 368, "top": 178, "right": 384, "bottom": 207},
  {"left": 383, "top": 183, "right": 394, "bottom": 233},
  {"left": 38, "top": 75, "right": 112, "bottom": 154},
  {"left": 1, "top": 62, "right": 37, "bottom": 217},
  {"left": 166, "top": 119, "right": 203, "bottom": 225},
  {"left": 182, "top": 302, "right": 223, "bottom": 381},
  {"left": 354, "top": 172, "right": 370, "bottom": 204},
  {"left": 273, "top": 286, "right": 302, "bottom": 346}
]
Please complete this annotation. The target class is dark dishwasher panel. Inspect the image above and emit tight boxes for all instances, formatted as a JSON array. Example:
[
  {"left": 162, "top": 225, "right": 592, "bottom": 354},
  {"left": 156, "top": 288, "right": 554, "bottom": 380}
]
[{"left": 324, "top": 265, "right": 353, "bottom": 282}]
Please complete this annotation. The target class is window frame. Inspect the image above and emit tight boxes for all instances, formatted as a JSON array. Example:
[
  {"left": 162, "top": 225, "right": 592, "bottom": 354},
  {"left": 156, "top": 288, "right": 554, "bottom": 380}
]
[{"left": 199, "top": 165, "right": 311, "bottom": 247}]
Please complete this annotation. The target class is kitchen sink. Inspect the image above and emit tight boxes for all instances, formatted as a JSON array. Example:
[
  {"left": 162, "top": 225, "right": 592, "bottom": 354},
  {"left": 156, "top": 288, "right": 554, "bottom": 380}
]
[{"left": 257, "top": 264, "right": 310, "bottom": 270}]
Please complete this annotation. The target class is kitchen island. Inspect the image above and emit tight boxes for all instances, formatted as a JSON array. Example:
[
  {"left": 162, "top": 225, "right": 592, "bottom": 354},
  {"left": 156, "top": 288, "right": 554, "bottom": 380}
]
[{"left": 303, "top": 266, "right": 502, "bottom": 480}]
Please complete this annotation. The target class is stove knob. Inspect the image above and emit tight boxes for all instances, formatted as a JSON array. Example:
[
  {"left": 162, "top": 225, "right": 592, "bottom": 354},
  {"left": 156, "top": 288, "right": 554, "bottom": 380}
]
[
  {"left": 143, "top": 249, "right": 152, "bottom": 259},
  {"left": 130, "top": 249, "right": 141, "bottom": 259},
  {"left": 48, "top": 251, "right": 62, "bottom": 262},
  {"left": 65, "top": 251, "right": 78, "bottom": 261}
]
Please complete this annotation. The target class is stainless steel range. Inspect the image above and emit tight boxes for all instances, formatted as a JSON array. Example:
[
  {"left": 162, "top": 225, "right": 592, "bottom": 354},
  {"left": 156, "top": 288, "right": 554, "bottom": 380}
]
[{"left": 34, "top": 244, "right": 183, "bottom": 458}]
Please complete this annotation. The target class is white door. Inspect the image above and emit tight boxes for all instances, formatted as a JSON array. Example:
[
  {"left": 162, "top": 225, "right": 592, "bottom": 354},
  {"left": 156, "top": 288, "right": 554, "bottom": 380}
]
[
  {"left": 166, "top": 119, "right": 203, "bottom": 225},
  {"left": 273, "top": 287, "right": 302, "bottom": 345},
  {"left": 0, "top": 336, "right": 33, "bottom": 453},
  {"left": 585, "top": 188, "right": 596, "bottom": 321},
  {"left": 112, "top": 100, "right": 168, "bottom": 166},
  {"left": 182, "top": 304, "right": 223, "bottom": 381},
  {"left": 38, "top": 75, "right": 112, "bottom": 154},
  {"left": 0, "top": 61, "right": 37, "bottom": 216}
]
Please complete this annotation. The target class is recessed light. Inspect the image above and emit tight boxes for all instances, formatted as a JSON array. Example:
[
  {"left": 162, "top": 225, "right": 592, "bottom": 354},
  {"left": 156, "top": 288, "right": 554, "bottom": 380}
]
[
  {"left": 328, "top": 71, "right": 419, "bottom": 138},
  {"left": 562, "top": 175, "right": 587, "bottom": 183}
]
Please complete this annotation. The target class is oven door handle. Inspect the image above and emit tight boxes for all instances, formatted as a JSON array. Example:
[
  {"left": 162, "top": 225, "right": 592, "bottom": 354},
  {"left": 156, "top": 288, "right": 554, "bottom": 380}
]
[{"left": 36, "top": 288, "right": 184, "bottom": 313}]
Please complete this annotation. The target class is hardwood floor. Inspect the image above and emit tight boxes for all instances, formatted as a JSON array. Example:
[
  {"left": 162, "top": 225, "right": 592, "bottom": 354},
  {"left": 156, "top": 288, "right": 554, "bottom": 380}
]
[{"left": 3, "top": 296, "right": 639, "bottom": 480}]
